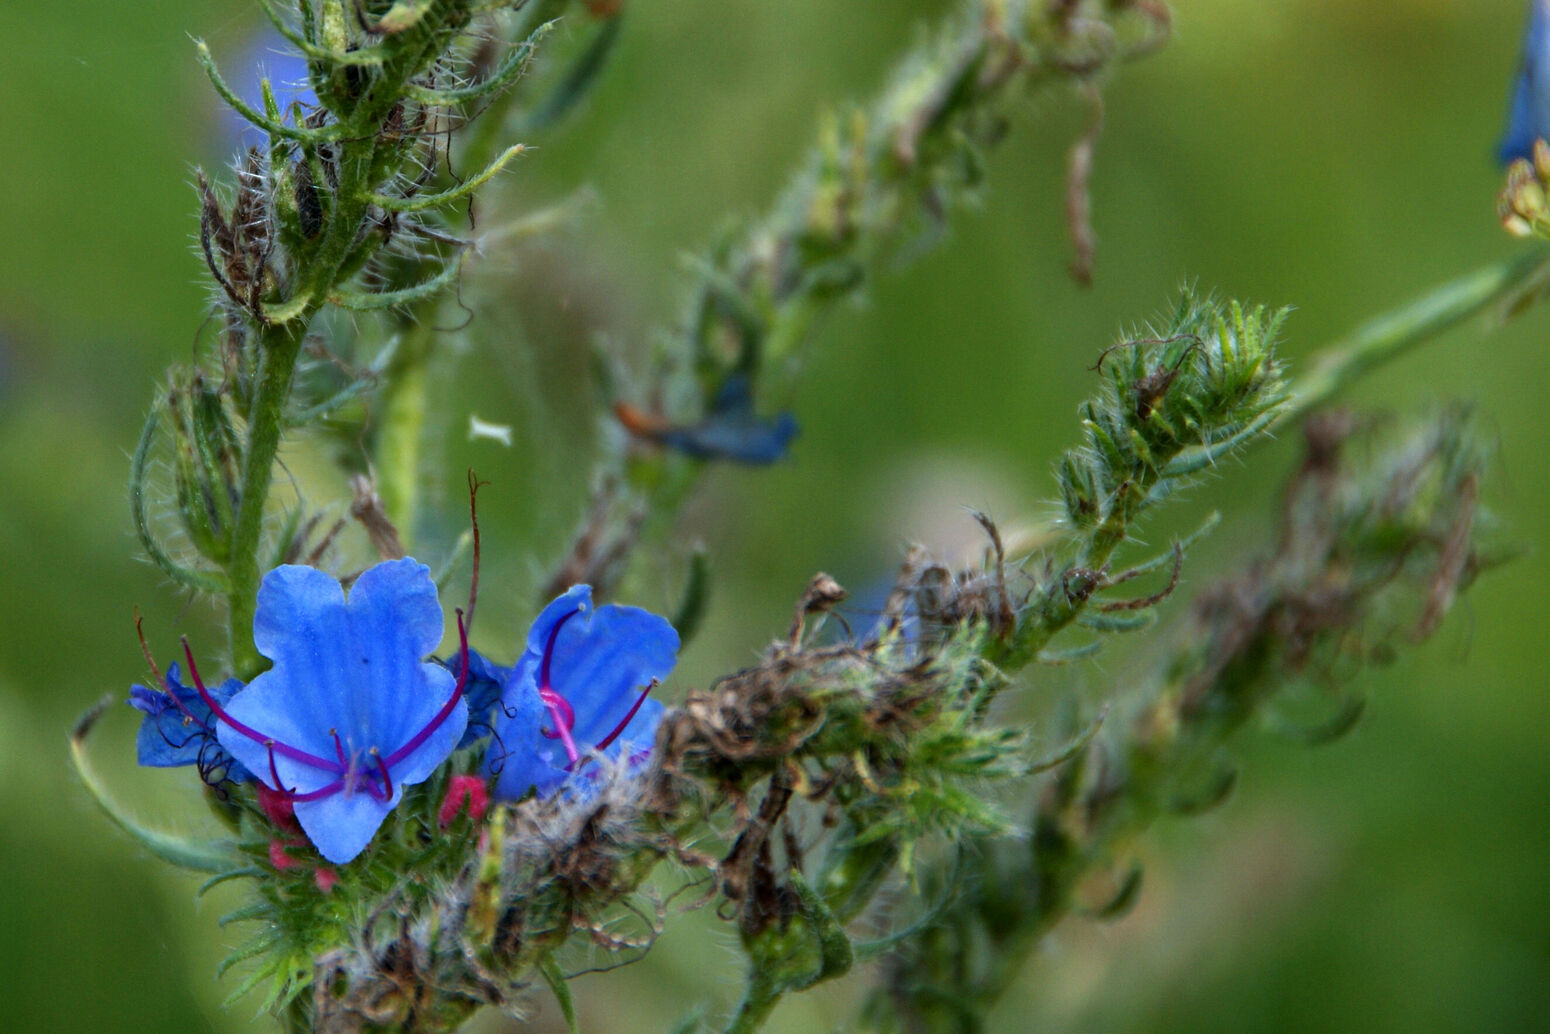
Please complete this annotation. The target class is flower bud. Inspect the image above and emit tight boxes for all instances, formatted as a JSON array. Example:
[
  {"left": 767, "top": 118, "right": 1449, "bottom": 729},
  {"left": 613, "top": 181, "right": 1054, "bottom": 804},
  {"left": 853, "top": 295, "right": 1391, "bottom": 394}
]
[
  {"left": 1499, "top": 155, "right": 1550, "bottom": 238},
  {"left": 165, "top": 369, "right": 243, "bottom": 565}
]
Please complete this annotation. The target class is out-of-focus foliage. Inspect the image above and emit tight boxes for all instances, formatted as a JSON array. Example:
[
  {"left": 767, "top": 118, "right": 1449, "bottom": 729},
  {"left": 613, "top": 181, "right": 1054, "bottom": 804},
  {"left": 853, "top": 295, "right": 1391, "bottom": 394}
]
[{"left": 2, "top": 1, "right": 1547, "bottom": 1032}]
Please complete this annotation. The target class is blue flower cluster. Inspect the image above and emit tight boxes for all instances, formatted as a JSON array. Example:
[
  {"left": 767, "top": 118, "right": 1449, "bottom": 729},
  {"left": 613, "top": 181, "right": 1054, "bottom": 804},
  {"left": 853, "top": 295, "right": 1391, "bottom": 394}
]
[{"left": 129, "top": 559, "right": 678, "bottom": 864}]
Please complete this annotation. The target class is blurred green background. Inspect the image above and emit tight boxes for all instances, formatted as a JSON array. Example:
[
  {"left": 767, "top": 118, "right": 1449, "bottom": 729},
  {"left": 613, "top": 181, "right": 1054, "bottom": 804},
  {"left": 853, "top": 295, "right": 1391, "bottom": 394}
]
[{"left": 2, "top": 1, "right": 1547, "bottom": 1031}]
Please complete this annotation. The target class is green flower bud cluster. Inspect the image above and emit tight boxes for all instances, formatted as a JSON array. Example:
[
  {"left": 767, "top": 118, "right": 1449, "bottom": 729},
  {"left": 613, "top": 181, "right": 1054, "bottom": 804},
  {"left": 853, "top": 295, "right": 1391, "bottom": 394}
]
[
  {"left": 1501, "top": 138, "right": 1550, "bottom": 238},
  {"left": 870, "top": 408, "right": 1497, "bottom": 1034}
]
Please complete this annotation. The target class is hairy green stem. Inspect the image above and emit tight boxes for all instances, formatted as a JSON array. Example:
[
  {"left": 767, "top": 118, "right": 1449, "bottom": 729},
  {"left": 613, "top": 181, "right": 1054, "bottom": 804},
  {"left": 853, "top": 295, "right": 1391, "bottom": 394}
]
[
  {"left": 725, "top": 982, "right": 782, "bottom": 1034},
  {"left": 227, "top": 320, "right": 306, "bottom": 678}
]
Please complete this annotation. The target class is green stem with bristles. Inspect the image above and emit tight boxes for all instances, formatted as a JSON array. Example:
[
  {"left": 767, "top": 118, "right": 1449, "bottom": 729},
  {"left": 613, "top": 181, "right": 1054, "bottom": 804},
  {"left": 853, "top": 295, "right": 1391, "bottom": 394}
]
[
  {"left": 226, "top": 320, "right": 307, "bottom": 679},
  {"left": 1285, "top": 248, "right": 1550, "bottom": 425}
]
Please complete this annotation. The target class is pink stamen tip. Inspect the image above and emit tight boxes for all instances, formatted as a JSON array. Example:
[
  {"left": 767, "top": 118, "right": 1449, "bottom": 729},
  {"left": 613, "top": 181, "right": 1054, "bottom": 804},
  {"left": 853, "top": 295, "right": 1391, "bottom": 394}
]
[
  {"left": 538, "top": 688, "right": 577, "bottom": 732},
  {"left": 331, "top": 728, "right": 348, "bottom": 767},
  {"left": 438, "top": 774, "right": 490, "bottom": 828},
  {"left": 537, "top": 609, "right": 584, "bottom": 761},
  {"left": 269, "top": 838, "right": 304, "bottom": 871},
  {"left": 539, "top": 688, "right": 581, "bottom": 762}
]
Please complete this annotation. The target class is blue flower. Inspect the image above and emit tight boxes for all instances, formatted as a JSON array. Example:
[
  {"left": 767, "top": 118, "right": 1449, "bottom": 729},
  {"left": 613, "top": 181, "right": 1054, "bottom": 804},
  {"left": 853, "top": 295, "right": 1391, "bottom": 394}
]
[
  {"left": 1500, "top": 0, "right": 1550, "bottom": 164},
  {"left": 207, "top": 559, "right": 469, "bottom": 864},
  {"left": 487, "top": 585, "right": 678, "bottom": 802},
  {"left": 616, "top": 374, "right": 799, "bottom": 465},
  {"left": 127, "top": 663, "right": 254, "bottom": 783}
]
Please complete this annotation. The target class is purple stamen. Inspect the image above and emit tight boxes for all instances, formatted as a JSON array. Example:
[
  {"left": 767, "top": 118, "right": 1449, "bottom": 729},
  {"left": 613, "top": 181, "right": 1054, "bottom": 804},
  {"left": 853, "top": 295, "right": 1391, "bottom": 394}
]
[
  {"left": 136, "top": 609, "right": 201, "bottom": 727},
  {"left": 371, "top": 749, "right": 394, "bottom": 802},
  {"left": 266, "top": 742, "right": 287, "bottom": 792},
  {"left": 592, "top": 678, "right": 659, "bottom": 753},
  {"left": 382, "top": 608, "right": 470, "bottom": 769},
  {"left": 183, "top": 639, "right": 344, "bottom": 773},
  {"left": 289, "top": 778, "right": 347, "bottom": 803},
  {"left": 539, "top": 610, "right": 579, "bottom": 693}
]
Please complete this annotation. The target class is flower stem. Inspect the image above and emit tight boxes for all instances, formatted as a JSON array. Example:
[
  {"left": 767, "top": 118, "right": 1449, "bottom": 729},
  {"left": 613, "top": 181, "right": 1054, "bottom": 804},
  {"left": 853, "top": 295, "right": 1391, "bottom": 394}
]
[
  {"left": 226, "top": 319, "right": 306, "bottom": 680},
  {"left": 1285, "top": 247, "right": 1550, "bottom": 424}
]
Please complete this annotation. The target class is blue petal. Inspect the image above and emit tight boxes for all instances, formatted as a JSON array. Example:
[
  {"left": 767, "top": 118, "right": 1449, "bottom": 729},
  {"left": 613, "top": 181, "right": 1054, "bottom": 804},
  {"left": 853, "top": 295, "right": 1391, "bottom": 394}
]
[
  {"left": 657, "top": 374, "right": 799, "bottom": 464},
  {"left": 231, "top": 560, "right": 456, "bottom": 778},
  {"left": 657, "top": 411, "right": 799, "bottom": 464},
  {"left": 295, "top": 791, "right": 396, "bottom": 867},
  {"left": 549, "top": 604, "right": 678, "bottom": 745},
  {"left": 486, "top": 664, "right": 547, "bottom": 801},
  {"left": 127, "top": 684, "right": 169, "bottom": 717},
  {"left": 132, "top": 691, "right": 207, "bottom": 769},
  {"left": 345, "top": 559, "right": 460, "bottom": 755},
  {"left": 442, "top": 649, "right": 512, "bottom": 748},
  {"left": 128, "top": 663, "right": 253, "bottom": 781},
  {"left": 523, "top": 584, "right": 594, "bottom": 657}
]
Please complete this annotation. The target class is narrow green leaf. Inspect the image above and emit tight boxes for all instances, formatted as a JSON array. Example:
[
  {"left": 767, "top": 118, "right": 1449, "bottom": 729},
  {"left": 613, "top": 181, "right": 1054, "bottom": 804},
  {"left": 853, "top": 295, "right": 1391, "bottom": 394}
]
[
  {"left": 69, "top": 699, "right": 235, "bottom": 874},
  {"left": 1029, "top": 703, "right": 1108, "bottom": 774},
  {"left": 672, "top": 547, "right": 711, "bottom": 647},
  {"left": 217, "top": 931, "right": 281, "bottom": 979},
  {"left": 195, "top": 40, "right": 345, "bottom": 142},
  {"left": 406, "top": 21, "right": 554, "bottom": 105},
  {"left": 368, "top": 145, "right": 528, "bottom": 212},
  {"left": 523, "top": 15, "right": 624, "bottom": 130},
  {"left": 1076, "top": 609, "right": 1157, "bottom": 633},
  {"left": 330, "top": 253, "right": 466, "bottom": 310},
  {"left": 537, "top": 953, "right": 578, "bottom": 1034}
]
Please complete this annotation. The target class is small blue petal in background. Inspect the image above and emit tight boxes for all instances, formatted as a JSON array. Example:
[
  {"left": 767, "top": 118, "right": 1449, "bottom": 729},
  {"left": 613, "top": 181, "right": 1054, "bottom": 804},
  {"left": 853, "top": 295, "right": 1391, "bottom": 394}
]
[
  {"left": 220, "top": 26, "right": 317, "bottom": 151},
  {"left": 1500, "top": 0, "right": 1550, "bottom": 164},
  {"left": 441, "top": 648, "right": 510, "bottom": 748},
  {"left": 618, "top": 374, "right": 799, "bottom": 465},
  {"left": 127, "top": 662, "right": 253, "bottom": 782}
]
